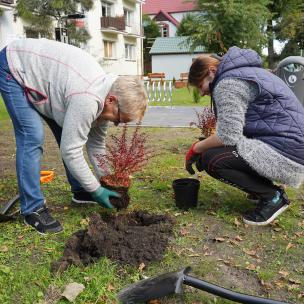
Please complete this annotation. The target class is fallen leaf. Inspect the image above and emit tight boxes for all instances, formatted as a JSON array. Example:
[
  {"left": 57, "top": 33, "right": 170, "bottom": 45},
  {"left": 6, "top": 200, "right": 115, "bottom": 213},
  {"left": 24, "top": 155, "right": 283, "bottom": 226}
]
[
  {"left": 179, "top": 228, "right": 189, "bottom": 236},
  {"left": 289, "top": 278, "right": 301, "bottom": 285},
  {"left": 287, "top": 284, "right": 300, "bottom": 291},
  {"left": 274, "top": 280, "right": 285, "bottom": 288},
  {"left": 138, "top": 262, "right": 145, "bottom": 272},
  {"left": 243, "top": 248, "right": 259, "bottom": 258},
  {"left": 298, "top": 292, "right": 304, "bottom": 299},
  {"left": 234, "top": 217, "right": 241, "bottom": 227},
  {"left": 273, "top": 227, "right": 282, "bottom": 232},
  {"left": 0, "top": 246, "right": 8, "bottom": 252},
  {"left": 279, "top": 270, "right": 289, "bottom": 278},
  {"left": 61, "top": 283, "right": 85, "bottom": 302},
  {"left": 298, "top": 220, "right": 304, "bottom": 228},
  {"left": 235, "top": 235, "right": 243, "bottom": 242},
  {"left": 80, "top": 218, "right": 89, "bottom": 226},
  {"left": 245, "top": 263, "right": 256, "bottom": 271},
  {"left": 84, "top": 276, "right": 92, "bottom": 282},
  {"left": 214, "top": 237, "right": 225, "bottom": 242},
  {"left": 260, "top": 280, "right": 273, "bottom": 289},
  {"left": 147, "top": 300, "right": 161, "bottom": 304},
  {"left": 285, "top": 243, "right": 295, "bottom": 251},
  {"left": 107, "top": 283, "right": 115, "bottom": 292}
]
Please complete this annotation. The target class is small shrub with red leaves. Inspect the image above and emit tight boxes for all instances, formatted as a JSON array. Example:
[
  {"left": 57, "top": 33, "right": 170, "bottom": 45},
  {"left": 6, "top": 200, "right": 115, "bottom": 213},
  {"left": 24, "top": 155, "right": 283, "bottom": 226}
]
[
  {"left": 190, "top": 107, "right": 216, "bottom": 138},
  {"left": 95, "top": 124, "right": 154, "bottom": 188}
]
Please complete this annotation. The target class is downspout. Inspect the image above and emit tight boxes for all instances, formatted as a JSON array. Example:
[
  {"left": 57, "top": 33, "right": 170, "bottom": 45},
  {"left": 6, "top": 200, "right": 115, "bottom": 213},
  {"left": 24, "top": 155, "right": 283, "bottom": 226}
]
[{"left": 139, "top": 1, "right": 143, "bottom": 76}]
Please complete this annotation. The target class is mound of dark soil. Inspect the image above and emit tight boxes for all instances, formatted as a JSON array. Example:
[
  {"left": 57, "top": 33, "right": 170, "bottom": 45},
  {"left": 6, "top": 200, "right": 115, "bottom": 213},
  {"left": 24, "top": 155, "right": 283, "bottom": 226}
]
[{"left": 51, "top": 211, "right": 174, "bottom": 273}]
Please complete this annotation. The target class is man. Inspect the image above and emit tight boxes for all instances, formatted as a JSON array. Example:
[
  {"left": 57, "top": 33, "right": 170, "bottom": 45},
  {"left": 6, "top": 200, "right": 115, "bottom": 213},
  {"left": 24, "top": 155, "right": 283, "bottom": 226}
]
[{"left": 0, "top": 38, "right": 147, "bottom": 234}]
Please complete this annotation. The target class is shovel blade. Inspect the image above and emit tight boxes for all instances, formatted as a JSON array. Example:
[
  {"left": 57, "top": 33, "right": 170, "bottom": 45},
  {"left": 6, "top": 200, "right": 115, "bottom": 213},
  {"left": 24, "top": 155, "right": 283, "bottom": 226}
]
[{"left": 117, "top": 267, "right": 191, "bottom": 304}]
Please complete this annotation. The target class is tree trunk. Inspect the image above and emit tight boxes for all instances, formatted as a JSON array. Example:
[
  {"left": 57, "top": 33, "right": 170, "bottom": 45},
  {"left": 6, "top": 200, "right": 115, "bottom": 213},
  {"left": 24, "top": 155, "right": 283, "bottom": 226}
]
[{"left": 267, "top": 19, "right": 276, "bottom": 70}]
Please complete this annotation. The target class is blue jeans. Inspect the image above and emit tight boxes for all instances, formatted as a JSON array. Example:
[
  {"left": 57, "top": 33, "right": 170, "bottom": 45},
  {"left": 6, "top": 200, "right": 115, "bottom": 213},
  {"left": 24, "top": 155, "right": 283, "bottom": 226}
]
[{"left": 0, "top": 47, "right": 82, "bottom": 215}]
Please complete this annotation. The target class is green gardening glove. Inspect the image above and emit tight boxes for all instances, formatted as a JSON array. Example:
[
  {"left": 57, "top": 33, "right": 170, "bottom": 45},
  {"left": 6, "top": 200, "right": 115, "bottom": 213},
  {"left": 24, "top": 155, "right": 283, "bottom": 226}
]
[{"left": 91, "top": 187, "right": 120, "bottom": 209}]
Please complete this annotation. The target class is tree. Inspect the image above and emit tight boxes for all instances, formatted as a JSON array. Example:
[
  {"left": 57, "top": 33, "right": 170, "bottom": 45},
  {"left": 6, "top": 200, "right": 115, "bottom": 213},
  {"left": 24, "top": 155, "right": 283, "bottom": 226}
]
[
  {"left": 143, "top": 14, "right": 160, "bottom": 74},
  {"left": 176, "top": 14, "right": 196, "bottom": 37},
  {"left": 15, "top": 0, "right": 93, "bottom": 46},
  {"left": 182, "top": 0, "right": 271, "bottom": 54},
  {"left": 276, "top": 0, "right": 304, "bottom": 57}
]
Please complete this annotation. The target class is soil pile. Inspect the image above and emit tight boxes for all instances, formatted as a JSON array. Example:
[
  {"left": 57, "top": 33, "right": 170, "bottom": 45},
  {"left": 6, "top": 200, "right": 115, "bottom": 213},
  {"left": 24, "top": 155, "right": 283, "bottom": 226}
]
[{"left": 51, "top": 211, "right": 174, "bottom": 273}]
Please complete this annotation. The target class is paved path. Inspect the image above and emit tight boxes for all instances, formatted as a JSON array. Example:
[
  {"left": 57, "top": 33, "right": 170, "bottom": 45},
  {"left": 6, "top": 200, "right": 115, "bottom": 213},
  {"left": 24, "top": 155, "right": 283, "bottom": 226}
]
[{"left": 138, "top": 106, "right": 203, "bottom": 127}]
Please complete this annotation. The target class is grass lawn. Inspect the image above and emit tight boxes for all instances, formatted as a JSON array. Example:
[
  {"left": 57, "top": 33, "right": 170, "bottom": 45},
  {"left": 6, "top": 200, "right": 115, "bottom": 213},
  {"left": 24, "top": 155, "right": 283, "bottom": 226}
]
[
  {"left": 0, "top": 120, "right": 303, "bottom": 304},
  {"left": 148, "top": 86, "right": 210, "bottom": 107},
  {"left": 0, "top": 96, "right": 8, "bottom": 121}
]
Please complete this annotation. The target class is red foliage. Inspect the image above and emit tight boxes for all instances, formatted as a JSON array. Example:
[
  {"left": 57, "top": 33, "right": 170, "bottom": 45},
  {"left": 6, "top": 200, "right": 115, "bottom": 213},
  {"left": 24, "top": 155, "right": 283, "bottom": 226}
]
[
  {"left": 190, "top": 107, "right": 216, "bottom": 138},
  {"left": 95, "top": 124, "right": 153, "bottom": 188}
]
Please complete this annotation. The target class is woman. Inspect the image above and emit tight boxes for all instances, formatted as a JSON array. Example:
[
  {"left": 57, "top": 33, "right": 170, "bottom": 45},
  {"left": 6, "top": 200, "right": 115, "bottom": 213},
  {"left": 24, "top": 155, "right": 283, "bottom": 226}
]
[
  {"left": 0, "top": 38, "right": 147, "bottom": 234},
  {"left": 185, "top": 46, "right": 304, "bottom": 226}
]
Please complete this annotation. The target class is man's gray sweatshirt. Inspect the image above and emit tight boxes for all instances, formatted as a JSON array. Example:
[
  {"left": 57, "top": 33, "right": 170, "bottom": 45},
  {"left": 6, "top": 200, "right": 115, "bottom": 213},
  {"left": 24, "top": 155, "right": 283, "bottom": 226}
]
[{"left": 6, "top": 38, "right": 118, "bottom": 192}]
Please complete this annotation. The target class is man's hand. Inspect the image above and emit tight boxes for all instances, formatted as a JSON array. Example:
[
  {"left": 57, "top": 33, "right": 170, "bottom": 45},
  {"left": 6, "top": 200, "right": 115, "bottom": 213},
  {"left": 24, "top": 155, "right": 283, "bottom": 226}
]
[
  {"left": 185, "top": 142, "right": 201, "bottom": 174},
  {"left": 91, "top": 187, "right": 121, "bottom": 209}
]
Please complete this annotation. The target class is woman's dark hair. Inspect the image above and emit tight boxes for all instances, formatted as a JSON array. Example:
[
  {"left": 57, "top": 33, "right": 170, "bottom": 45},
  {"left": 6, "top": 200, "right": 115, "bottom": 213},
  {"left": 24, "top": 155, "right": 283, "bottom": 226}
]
[{"left": 188, "top": 55, "right": 220, "bottom": 88}]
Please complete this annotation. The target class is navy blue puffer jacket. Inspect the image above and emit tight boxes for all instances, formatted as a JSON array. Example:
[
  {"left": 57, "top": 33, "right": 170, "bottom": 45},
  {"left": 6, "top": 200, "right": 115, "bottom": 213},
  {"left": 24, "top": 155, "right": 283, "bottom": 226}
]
[{"left": 210, "top": 47, "right": 304, "bottom": 166}]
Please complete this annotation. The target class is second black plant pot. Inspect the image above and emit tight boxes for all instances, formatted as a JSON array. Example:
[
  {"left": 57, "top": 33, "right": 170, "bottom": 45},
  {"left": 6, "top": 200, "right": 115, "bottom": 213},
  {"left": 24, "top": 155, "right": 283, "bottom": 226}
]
[{"left": 172, "top": 178, "right": 200, "bottom": 210}]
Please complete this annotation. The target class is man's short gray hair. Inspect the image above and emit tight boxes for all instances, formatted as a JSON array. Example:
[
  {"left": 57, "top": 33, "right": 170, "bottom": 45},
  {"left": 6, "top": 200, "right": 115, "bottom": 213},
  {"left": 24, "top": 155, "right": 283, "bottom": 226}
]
[{"left": 110, "top": 76, "right": 148, "bottom": 121}]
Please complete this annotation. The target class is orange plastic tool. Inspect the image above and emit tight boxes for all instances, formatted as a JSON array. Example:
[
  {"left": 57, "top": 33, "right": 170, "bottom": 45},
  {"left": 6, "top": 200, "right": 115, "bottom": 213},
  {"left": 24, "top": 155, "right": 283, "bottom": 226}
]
[{"left": 40, "top": 170, "right": 55, "bottom": 183}]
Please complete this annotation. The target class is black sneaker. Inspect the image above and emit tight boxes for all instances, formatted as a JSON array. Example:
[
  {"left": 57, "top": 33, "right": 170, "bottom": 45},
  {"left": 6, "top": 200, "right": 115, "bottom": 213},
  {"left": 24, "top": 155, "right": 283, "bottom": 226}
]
[
  {"left": 243, "top": 191, "right": 290, "bottom": 226},
  {"left": 24, "top": 206, "right": 63, "bottom": 235},
  {"left": 72, "top": 191, "right": 96, "bottom": 204}
]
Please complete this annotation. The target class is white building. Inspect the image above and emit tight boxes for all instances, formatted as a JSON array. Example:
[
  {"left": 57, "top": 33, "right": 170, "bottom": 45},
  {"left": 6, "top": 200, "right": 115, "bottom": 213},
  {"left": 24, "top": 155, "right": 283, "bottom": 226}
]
[
  {"left": 0, "top": 1, "right": 24, "bottom": 48},
  {"left": 150, "top": 36, "right": 206, "bottom": 80},
  {"left": 0, "top": 0, "right": 144, "bottom": 76}
]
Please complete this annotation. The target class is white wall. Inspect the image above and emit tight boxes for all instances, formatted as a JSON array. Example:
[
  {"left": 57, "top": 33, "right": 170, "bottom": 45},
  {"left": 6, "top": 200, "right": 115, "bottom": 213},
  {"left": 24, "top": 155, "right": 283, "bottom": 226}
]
[
  {"left": 0, "top": 9, "right": 24, "bottom": 50},
  {"left": 87, "top": 0, "right": 143, "bottom": 75},
  {"left": 152, "top": 53, "right": 204, "bottom": 80}
]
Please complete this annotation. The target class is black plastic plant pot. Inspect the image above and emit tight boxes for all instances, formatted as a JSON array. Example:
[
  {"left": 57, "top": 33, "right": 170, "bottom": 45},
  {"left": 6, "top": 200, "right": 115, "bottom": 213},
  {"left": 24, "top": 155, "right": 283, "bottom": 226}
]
[{"left": 172, "top": 178, "right": 200, "bottom": 210}]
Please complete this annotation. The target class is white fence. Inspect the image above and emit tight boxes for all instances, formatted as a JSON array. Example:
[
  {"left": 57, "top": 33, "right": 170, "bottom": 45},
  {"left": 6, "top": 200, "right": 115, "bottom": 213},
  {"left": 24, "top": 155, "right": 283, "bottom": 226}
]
[{"left": 145, "top": 81, "right": 173, "bottom": 106}]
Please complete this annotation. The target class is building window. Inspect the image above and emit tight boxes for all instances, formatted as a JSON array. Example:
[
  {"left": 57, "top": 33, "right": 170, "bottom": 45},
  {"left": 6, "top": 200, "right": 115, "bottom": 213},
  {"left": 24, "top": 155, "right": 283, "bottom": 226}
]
[
  {"left": 125, "top": 44, "right": 135, "bottom": 60},
  {"left": 101, "top": 1, "right": 112, "bottom": 17},
  {"left": 104, "top": 40, "right": 115, "bottom": 58},
  {"left": 124, "top": 9, "right": 132, "bottom": 26},
  {"left": 160, "top": 24, "right": 168, "bottom": 37}
]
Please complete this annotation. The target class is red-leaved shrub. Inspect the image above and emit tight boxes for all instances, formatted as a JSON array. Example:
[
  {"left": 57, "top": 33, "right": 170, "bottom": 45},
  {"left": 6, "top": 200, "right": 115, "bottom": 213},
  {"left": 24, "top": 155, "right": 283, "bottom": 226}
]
[
  {"left": 190, "top": 107, "right": 216, "bottom": 138},
  {"left": 95, "top": 124, "right": 153, "bottom": 188}
]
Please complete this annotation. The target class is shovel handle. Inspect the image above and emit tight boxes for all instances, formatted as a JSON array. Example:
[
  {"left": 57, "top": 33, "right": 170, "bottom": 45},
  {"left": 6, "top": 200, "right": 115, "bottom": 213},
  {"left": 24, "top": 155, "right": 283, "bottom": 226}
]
[{"left": 184, "top": 275, "right": 289, "bottom": 304}]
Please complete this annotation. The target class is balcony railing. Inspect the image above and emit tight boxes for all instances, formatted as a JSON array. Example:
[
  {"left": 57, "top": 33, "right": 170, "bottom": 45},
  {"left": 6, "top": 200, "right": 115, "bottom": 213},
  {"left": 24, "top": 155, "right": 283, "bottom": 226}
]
[
  {"left": 0, "top": 0, "right": 14, "bottom": 5},
  {"left": 100, "top": 16, "right": 125, "bottom": 31}
]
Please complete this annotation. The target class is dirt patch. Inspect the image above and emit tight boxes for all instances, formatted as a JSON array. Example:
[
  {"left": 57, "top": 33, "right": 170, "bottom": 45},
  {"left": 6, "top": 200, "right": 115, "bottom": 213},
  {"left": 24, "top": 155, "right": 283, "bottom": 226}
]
[{"left": 51, "top": 211, "right": 174, "bottom": 273}]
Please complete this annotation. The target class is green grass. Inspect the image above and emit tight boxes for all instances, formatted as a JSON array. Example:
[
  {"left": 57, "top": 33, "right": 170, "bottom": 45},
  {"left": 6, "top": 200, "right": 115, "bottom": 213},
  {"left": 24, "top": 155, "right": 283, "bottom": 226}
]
[
  {"left": 149, "top": 86, "right": 210, "bottom": 106},
  {"left": 0, "top": 125, "right": 303, "bottom": 304},
  {"left": 0, "top": 96, "right": 8, "bottom": 121}
]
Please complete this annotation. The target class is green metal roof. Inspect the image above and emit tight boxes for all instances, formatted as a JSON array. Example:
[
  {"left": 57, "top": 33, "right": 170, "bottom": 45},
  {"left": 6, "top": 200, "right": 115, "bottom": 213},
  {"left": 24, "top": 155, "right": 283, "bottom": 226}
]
[{"left": 149, "top": 36, "right": 205, "bottom": 55}]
